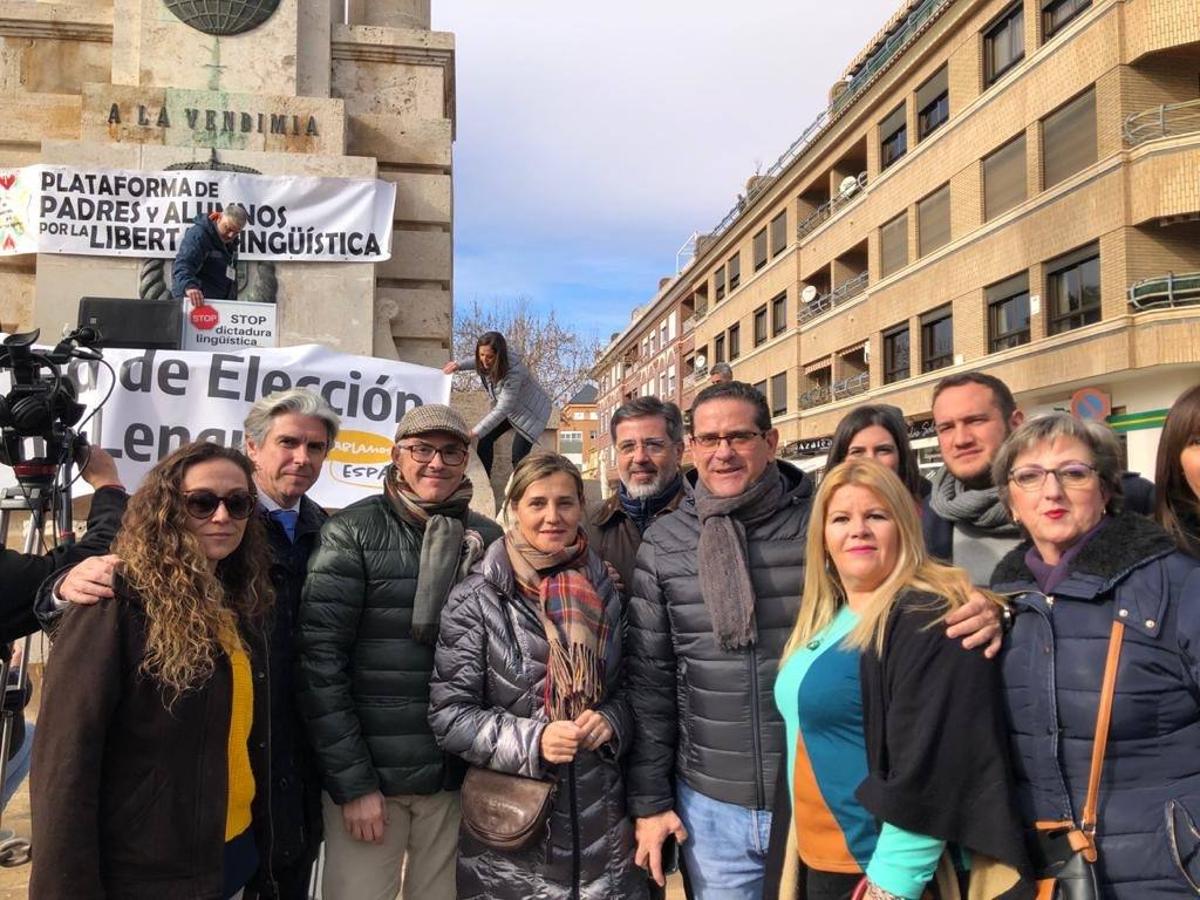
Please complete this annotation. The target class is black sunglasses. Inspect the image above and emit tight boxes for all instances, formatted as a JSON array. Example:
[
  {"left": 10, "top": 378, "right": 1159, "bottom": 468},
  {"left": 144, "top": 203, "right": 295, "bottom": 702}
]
[{"left": 183, "top": 489, "right": 257, "bottom": 521}]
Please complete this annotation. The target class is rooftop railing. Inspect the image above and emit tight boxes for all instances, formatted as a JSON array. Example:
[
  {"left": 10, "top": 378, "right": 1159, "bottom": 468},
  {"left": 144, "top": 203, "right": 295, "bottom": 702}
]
[
  {"left": 798, "top": 271, "right": 870, "bottom": 324},
  {"left": 796, "top": 173, "right": 869, "bottom": 240},
  {"left": 1124, "top": 98, "right": 1200, "bottom": 147},
  {"left": 1128, "top": 271, "right": 1200, "bottom": 310},
  {"left": 833, "top": 0, "right": 952, "bottom": 113}
]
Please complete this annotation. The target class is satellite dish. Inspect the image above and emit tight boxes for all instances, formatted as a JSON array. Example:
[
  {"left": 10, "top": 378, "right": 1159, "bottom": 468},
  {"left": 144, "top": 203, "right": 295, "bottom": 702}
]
[
  {"left": 695, "top": 354, "right": 707, "bottom": 369},
  {"left": 839, "top": 175, "right": 861, "bottom": 197},
  {"left": 801, "top": 285, "right": 819, "bottom": 303}
]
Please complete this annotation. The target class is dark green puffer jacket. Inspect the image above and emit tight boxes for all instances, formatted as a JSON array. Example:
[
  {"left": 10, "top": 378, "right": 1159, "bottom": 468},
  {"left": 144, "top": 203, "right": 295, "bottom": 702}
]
[{"left": 297, "top": 493, "right": 503, "bottom": 804}]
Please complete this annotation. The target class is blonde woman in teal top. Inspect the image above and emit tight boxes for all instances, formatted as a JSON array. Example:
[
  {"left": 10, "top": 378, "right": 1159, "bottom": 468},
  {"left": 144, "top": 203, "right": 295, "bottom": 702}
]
[{"left": 769, "top": 460, "right": 1031, "bottom": 900}]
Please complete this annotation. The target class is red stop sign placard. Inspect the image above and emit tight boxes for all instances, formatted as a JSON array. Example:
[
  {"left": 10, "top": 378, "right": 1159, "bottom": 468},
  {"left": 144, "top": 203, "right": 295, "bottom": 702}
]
[{"left": 190, "top": 304, "right": 219, "bottom": 330}]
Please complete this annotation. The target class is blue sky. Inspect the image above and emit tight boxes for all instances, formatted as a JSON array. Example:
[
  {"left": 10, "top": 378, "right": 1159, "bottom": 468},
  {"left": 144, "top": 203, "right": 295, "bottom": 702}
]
[{"left": 432, "top": 1, "right": 904, "bottom": 341}]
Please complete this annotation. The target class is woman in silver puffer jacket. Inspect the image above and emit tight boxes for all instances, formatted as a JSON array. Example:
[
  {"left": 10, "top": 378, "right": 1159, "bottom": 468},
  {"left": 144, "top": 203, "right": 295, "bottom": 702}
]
[{"left": 428, "top": 452, "right": 647, "bottom": 900}]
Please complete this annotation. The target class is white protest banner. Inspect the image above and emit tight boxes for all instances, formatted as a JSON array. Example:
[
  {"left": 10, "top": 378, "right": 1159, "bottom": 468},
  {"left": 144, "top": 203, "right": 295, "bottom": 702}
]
[
  {"left": 28, "top": 343, "right": 450, "bottom": 509},
  {"left": 0, "top": 165, "right": 395, "bottom": 262},
  {"left": 181, "top": 299, "right": 278, "bottom": 352}
]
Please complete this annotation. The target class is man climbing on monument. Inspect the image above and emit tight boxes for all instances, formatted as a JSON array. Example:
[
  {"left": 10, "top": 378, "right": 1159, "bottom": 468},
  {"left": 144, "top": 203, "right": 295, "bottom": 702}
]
[{"left": 172, "top": 203, "right": 248, "bottom": 305}]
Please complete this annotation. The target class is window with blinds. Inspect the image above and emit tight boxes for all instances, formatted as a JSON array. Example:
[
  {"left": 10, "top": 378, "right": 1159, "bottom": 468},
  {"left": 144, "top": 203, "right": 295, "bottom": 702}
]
[
  {"left": 918, "top": 185, "right": 951, "bottom": 257},
  {"left": 728, "top": 252, "right": 741, "bottom": 290},
  {"left": 1043, "top": 0, "right": 1091, "bottom": 39},
  {"left": 753, "top": 228, "right": 768, "bottom": 271},
  {"left": 728, "top": 323, "right": 741, "bottom": 360},
  {"left": 880, "top": 103, "right": 908, "bottom": 169},
  {"left": 884, "top": 324, "right": 910, "bottom": 384},
  {"left": 770, "top": 211, "right": 787, "bottom": 257},
  {"left": 983, "top": 134, "right": 1027, "bottom": 221},
  {"left": 1042, "top": 87, "right": 1096, "bottom": 189},
  {"left": 771, "top": 372, "right": 788, "bottom": 417},
  {"left": 1046, "top": 243, "right": 1100, "bottom": 334},
  {"left": 921, "top": 306, "right": 953, "bottom": 373},
  {"left": 916, "top": 66, "right": 949, "bottom": 140},
  {"left": 753, "top": 305, "right": 768, "bottom": 346},
  {"left": 986, "top": 272, "right": 1031, "bottom": 352},
  {"left": 714, "top": 265, "right": 726, "bottom": 302},
  {"left": 771, "top": 292, "right": 788, "bottom": 336},
  {"left": 984, "top": 3, "right": 1024, "bottom": 85},
  {"left": 715, "top": 334, "right": 725, "bottom": 363},
  {"left": 881, "top": 211, "right": 909, "bottom": 277}
]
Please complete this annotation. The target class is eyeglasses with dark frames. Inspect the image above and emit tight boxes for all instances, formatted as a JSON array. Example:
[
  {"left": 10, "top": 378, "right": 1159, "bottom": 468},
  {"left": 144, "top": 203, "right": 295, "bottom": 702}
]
[
  {"left": 616, "top": 438, "right": 673, "bottom": 456},
  {"left": 1008, "top": 463, "right": 1097, "bottom": 492},
  {"left": 183, "top": 490, "right": 257, "bottom": 520},
  {"left": 690, "top": 431, "right": 767, "bottom": 451},
  {"left": 398, "top": 442, "right": 468, "bottom": 466}
]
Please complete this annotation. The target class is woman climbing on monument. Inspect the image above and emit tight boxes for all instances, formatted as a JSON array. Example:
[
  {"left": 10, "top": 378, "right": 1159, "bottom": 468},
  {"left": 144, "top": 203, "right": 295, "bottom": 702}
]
[{"left": 443, "top": 331, "right": 552, "bottom": 478}]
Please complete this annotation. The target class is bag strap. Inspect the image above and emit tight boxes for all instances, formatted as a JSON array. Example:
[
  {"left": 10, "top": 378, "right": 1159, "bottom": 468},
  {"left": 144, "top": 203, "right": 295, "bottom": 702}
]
[{"left": 1078, "top": 619, "right": 1125, "bottom": 861}]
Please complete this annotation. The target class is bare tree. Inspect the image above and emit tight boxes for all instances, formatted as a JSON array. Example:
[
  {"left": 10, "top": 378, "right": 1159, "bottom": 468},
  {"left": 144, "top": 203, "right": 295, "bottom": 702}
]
[{"left": 452, "top": 296, "right": 601, "bottom": 407}]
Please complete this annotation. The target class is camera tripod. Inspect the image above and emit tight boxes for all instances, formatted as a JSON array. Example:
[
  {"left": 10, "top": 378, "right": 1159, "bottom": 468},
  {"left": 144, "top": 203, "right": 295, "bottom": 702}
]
[{"left": 0, "top": 465, "right": 76, "bottom": 868}]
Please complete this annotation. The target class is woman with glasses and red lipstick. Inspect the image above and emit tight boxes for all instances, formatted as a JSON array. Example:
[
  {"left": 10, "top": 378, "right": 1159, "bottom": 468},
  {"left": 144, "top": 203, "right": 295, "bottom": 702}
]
[
  {"left": 31, "top": 441, "right": 274, "bottom": 900},
  {"left": 990, "top": 413, "right": 1200, "bottom": 896}
]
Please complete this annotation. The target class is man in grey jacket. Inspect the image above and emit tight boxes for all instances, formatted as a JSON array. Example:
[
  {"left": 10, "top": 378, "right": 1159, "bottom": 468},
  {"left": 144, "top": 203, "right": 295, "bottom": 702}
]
[{"left": 627, "top": 382, "right": 1003, "bottom": 899}]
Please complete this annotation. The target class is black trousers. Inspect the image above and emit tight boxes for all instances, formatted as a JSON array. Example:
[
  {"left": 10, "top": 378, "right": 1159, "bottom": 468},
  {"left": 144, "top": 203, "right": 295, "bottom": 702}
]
[
  {"left": 476, "top": 419, "right": 534, "bottom": 478},
  {"left": 806, "top": 869, "right": 862, "bottom": 900}
]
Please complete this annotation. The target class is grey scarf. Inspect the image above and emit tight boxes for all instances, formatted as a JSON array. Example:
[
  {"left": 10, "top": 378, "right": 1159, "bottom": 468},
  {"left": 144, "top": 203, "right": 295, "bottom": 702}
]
[
  {"left": 929, "top": 467, "right": 1019, "bottom": 534},
  {"left": 693, "top": 462, "right": 786, "bottom": 651},
  {"left": 383, "top": 465, "right": 485, "bottom": 645}
]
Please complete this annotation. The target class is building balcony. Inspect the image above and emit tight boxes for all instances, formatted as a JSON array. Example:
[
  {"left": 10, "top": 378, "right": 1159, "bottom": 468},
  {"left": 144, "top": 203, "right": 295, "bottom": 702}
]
[
  {"left": 1124, "top": 98, "right": 1200, "bottom": 147},
  {"left": 1129, "top": 271, "right": 1200, "bottom": 310},
  {"left": 683, "top": 314, "right": 696, "bottom": 334},
  {"left": 799, "top": 271, "right": 869, "bottom": 324},
  {"left": 831, "top": 371, "right": 870, "bottom": 399},
  {"left": 799, "top": 385, "right": 831, "bottom": 410},
  {"left": 796, "top": 173, "right": 868, "bottom": 240}
]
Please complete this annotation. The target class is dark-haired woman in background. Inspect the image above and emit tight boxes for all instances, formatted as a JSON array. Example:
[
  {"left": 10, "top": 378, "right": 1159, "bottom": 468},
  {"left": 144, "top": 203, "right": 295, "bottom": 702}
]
[
  {"left": 826, "top": 404, "right": 930, "bottom": 504},
  {"left": 443, "top": 331, "right": 553, "bottom": 478},
  {"left": 32, "top": 442, "right": 274, "bottom": 899},
  {"left": 1155, "top": 383, "right": 1200, "bottom": 557}
]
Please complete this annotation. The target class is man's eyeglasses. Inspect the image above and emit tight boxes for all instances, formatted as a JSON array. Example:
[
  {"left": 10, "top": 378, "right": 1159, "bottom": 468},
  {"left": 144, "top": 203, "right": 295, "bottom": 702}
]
[
  {"left": 184, "top": 490, "right": 257, "bottom": 520},
  {"left": 398, "top": 443, "right": 468, "bottom": 466},
  {"left": 690, "top": 431, "right": 767, "bottom": 451},
  {"left": 616, "top": 439, "right": 673, "bottom": 456},
  {"left": 1008, "top": 463, "right": 1097, "bottom": 492}
]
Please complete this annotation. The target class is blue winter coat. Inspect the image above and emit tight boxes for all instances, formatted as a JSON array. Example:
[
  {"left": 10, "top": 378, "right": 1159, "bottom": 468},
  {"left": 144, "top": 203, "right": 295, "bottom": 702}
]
[
  {"left": 991, "top": 512, "right": 1200, "bottom": 898},
  {"left": 171, "top": 213, "right": 239, "bottom": 300}
]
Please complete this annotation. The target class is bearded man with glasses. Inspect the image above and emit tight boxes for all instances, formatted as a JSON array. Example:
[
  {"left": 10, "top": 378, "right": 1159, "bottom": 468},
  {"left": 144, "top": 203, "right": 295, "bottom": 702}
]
[
  {"left": 587, "top": 396, "right": 688, "bottom": 604},
  {"left": 297, "top": 403, "right": 501, "bottom": 900}
]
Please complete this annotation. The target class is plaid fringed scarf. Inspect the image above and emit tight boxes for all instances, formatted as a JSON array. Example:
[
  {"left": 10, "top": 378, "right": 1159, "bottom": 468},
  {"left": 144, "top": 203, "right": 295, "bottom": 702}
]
[{"left": 505, "top": 529, "right": 610, "bottom": 722}]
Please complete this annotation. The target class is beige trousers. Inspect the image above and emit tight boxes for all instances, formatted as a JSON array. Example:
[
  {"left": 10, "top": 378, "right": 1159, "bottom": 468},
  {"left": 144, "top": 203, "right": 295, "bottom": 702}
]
[{"left": 320, "top": 790, "right": 460, "bottom": 900}]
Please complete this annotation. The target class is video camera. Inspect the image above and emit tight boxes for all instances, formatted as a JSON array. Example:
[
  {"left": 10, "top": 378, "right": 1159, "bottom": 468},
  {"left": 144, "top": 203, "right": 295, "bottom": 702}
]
[{"left": 0, "top": 327, "right": 103, "bottom": 482}]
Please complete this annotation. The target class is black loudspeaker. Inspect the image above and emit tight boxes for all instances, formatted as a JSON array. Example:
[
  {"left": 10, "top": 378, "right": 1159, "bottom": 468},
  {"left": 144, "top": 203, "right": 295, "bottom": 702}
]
[{"left": 77, "top": 298, "right": 182, "bottom": 350}]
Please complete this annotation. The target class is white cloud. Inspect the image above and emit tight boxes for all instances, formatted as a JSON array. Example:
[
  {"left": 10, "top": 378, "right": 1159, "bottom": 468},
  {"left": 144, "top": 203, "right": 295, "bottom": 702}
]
[{"left": 432, "top": 0, "right": 906, "bottom": 318}]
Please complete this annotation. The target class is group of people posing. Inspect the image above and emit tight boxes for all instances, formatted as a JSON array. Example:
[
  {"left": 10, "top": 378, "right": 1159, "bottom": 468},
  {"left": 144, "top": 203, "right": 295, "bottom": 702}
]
[{"left": 19, "top": 327, "right": 1200, "bottom": 900}]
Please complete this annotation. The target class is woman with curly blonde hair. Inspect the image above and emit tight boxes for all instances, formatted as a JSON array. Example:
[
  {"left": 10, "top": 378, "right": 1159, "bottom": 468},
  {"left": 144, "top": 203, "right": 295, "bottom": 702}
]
[{"left": 32, "top": 441, "right": 274, "bottom": 900}]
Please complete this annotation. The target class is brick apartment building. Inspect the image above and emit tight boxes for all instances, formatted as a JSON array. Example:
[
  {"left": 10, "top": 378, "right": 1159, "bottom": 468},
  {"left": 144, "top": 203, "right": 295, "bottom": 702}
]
[{"left": 593, "top": 0, "right": 1200, "bottom": 490}]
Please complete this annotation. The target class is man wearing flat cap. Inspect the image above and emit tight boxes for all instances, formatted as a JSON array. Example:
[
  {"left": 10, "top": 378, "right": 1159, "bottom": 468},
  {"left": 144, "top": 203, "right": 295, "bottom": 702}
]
[{"left": 297, "top": 404, "right": 502, "bottom": 900}]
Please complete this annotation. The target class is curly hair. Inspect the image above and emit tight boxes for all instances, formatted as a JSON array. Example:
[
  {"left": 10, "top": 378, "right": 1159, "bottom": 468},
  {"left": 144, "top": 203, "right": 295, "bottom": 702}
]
[{"left": 112, "top": 441, "right": 273, "bottom": 703}]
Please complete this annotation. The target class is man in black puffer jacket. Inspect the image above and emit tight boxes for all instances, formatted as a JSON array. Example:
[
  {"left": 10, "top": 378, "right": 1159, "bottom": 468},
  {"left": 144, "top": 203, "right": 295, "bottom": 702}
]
[
  {"left": 298, "top": 404, "right": 502, "bottom": 900},
  {"left": 628, "top": 382, "right": 1004, "bottom": 899}
]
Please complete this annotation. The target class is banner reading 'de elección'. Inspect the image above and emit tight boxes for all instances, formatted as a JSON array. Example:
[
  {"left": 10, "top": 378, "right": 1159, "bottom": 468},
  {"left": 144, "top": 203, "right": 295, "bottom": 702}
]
[
  {"left": 42, "top": 344, "right": 449, "bottom": 509},
  {"left": 0, "top": 165, "right": 396, "bottom": 262}
]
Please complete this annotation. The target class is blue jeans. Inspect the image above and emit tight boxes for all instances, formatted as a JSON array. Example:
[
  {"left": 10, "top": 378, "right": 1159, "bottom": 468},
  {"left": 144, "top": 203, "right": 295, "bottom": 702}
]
[
  {"left": 1, "top": 721, "right": 31, "bottom": 811},
  {"left": 676, "top": 779, "right": 772, "bottom": 900}
]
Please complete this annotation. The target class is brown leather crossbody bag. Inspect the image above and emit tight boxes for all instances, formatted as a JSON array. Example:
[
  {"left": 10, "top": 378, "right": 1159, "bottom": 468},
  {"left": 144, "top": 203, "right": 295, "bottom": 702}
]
[{"left": 460, "top": 764, "right": 557, "bottom": 852}]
